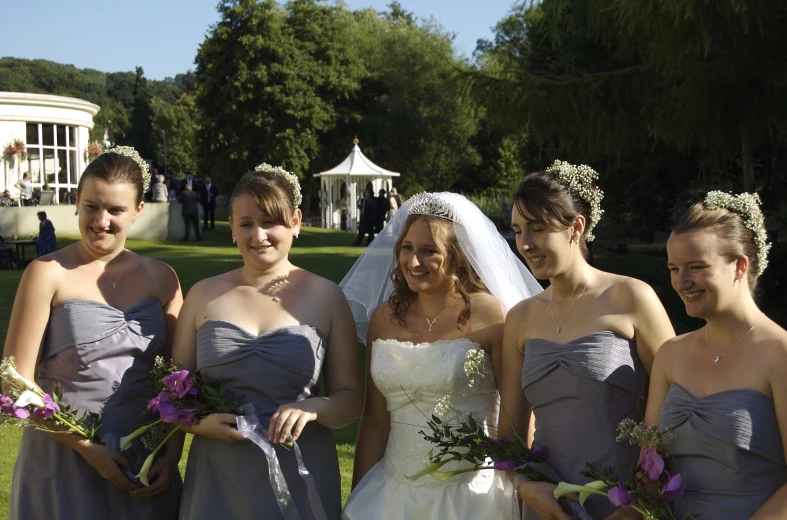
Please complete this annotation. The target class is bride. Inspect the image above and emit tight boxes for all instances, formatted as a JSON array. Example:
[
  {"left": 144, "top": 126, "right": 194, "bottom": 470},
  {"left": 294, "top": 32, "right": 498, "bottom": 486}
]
[{"left": 340, "top": 192, "right": 543, "bottom": 519}]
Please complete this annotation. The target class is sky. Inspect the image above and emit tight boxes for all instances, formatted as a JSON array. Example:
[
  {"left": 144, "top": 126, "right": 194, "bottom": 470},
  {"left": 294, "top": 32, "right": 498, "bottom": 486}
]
[{"left": 2, "top": 0, "right": 518, "bottom": 81}]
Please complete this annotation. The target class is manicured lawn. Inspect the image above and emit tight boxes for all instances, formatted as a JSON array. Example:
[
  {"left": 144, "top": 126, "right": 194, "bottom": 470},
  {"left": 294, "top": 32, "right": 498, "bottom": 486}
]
[{"left": 1, "top": 219, "right": 783, "bottom": 517}]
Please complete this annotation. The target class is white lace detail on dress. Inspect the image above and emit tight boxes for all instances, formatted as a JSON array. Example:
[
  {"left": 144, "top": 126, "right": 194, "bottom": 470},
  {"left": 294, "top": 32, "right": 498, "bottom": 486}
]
[{"left": 371, "top": 338, "right": 499, "bottom": 489}]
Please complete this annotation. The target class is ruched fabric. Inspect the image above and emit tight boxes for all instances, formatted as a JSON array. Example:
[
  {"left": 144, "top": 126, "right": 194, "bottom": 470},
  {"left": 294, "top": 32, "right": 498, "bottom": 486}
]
[
  {"left": 180, "top": 321, "right": 340, "bottom": 520},
  {"left": 659, "top": 383, "right": 787, "bottom": 519},
  {"left": 522, "top": 331, "right": 646, "bottom": 519},
  {"left": 10, "top": 298, "right": 181, "bottom": 520}
]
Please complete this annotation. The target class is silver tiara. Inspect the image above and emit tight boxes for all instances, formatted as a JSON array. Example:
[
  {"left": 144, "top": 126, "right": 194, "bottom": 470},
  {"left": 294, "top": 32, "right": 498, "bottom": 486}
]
[{"left": 406, "top": 192, "right": 461, "bottom": 223}]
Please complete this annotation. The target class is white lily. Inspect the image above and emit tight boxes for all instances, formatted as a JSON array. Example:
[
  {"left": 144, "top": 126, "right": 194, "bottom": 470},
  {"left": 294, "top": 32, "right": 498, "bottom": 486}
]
[
  {"left": 14, "top": 390, "right": 45, "bottom": 409},
  {"left": 136, "top": 425, "right": 181, "bottom": 486},
  {"left": 1, "top": 364, "right": 39, "bottom": 392},
  {"left": 120, "top": 420, "right": 160, "bottom": 451},
  {"left": 554, "top": 480, "right": 610, "bottom": 504}
]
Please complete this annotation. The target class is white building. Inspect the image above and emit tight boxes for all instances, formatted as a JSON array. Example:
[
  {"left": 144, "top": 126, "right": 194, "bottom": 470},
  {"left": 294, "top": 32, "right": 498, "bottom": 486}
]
[
  {"left": 0, "top": 92, "right": 100, "bottom": 203},
  {"left": 313, "top": 138, "right": 400, "bottom": 232}
]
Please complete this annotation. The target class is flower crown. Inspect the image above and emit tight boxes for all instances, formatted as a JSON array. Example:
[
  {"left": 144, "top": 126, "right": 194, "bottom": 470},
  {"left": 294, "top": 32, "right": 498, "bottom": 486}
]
[
  {"left": 407, "top": 192, "right": 461, "bottom": 223},
  {"left": 703, "top": 191, "right": 771, "bottom": 278},
  {"left": 254, "top": 163, "right": 302, "bottom": 207},
  {"left": 102, "top": 146, "right": 151, "bottom": 194},
  {"left": 545, "top": 160, "right": 604, "bottom": 242}
]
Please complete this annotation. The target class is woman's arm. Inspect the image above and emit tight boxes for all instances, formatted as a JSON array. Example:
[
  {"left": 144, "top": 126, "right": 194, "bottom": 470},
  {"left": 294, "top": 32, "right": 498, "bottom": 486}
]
[
  {"left": 750, "top": 339, "right": 787, "bottom": 519},
  {"left": 626, "top": 279, "right": 675, "bottom": 374},
  {"left": 350, "top": 305, "right": 391, "bottom": 488},
  {"left": 643, "top": 337, "right": 677, "bottom": 427},
  {"left": 268, "top": 284, "right": 364, "bottom": 443},
  {"left": 497, "top": 301, "right": 531, "bottom": 443},
  {"left": 174, "top": 281, "right": 244, "bottom": 443}
]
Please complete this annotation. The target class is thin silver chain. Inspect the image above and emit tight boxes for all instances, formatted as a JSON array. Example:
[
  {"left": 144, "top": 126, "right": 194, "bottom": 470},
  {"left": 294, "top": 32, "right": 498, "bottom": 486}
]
[
  {"left": 77, "top": 241, "right": 126, "bottom": 290},
  {"left": 549, "top": 267, "right": 590, "bottom": 335},
  {"left": 417, "top": 297, "right": 458, "bottom": 332},
  {"left": 705, "top": 313, "right": 766, "bottom": 364}
]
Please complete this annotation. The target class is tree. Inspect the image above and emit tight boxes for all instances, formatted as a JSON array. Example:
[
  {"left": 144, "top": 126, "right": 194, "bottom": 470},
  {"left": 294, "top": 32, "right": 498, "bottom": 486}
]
[
  {"left": 150, "top": 93, "right": 198, "bottom": 175},
  {"left": 129, "top": 67, "right": 154, "bottom": 159}
]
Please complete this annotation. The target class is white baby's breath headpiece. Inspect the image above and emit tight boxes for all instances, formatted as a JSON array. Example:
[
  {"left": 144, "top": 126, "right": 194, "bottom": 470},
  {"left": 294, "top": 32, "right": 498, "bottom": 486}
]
[
  {"left": 254, "top": 163, "right": 302, "bottom": 207},
  {"left": 406, "top": 192, "right": 461, "bottom": 223},
  {"left": 545, "top": 160, "right": 605, "bottom": 242},
  {"left": 102, "top": 146, "right": 151, "bottom": 194},
  {"left": 704, "top": 191, "right": 771, "bottom": 278}
]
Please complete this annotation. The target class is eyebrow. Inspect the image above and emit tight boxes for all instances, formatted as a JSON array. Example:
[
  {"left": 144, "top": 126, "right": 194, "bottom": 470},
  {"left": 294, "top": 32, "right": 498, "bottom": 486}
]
[{"left": 83, "top": 199, "right": 129, "bottom": 211}]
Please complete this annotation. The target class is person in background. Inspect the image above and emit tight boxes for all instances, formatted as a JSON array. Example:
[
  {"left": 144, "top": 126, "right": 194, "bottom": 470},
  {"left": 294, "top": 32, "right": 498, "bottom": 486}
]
[
  {"left": 1, "top": 189, "right": 15, "bottom": 207},
  {"left": 34, "top": 211, "right": 57, "bottom": 257},
  {"left": 200, "top": 176, "right": 219, "bottom": 230},
  {"left": 180, "top": 173, "right": 195, "bottom": 194},
  {"left": 0, "top": 232, "right": 24, "bottom": 268},
  {"left": 391, "top": 187, "right": 403, "bottom": 209},
  {"left": 15, "top": 172, "right": 33, "bottom": 206},
  {"left": 388, "top": 190, "right": 398, "bottom": 219},
  {"left": 152, "top": 174, "right": 169, "bottom": 203},
  {"left": 375, "top": 189, "right": 389, "bottom": 233},
  {"left": 168, "top": 178, "right": 178, "bottom": 203},
  {"left": 352, "top": 189, "right": 377, "bottom": 247},
  {"left": 179, "top": 184, "right": 202, "bottom": 242}
]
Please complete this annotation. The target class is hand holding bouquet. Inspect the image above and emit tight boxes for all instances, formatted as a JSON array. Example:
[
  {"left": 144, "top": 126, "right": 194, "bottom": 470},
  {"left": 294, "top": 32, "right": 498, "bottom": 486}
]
[
  {"left": 553, "top": 419, "right": 698, "bottom": 520},
  {"left": 120, "top": 356, "right": 242, "bottom": 485},
  {"left": 0, "top": 356, "right": 101, "bottom": 442}
]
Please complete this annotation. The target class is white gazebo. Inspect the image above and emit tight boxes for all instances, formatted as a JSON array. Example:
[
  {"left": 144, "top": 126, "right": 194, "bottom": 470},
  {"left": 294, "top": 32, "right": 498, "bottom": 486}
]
[{"left": 313, "top": 138, "right": 400, "bottom": 232}]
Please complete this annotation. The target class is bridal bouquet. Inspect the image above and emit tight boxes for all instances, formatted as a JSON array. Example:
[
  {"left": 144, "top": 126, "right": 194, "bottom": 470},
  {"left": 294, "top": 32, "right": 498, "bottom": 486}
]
[
  {"left": 120, "top": 356, "right": 243, "bottom": 486},
  {"left": 0, "top": 356, "right": 101, "bottom": 442},
  {"left": 407, "top": 348, "right": 594, "bottom": 519},
  {"left": 553, "top": 419, "right": 698, "bottom": 520}
]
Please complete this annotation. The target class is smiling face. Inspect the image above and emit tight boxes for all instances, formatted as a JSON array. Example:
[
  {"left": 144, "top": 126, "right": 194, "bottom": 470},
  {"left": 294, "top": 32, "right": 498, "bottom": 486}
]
[
  {"left": 229, "top": 193, "right": 300, "bottom": 270},
  {"left": 396, "top": 218, "right": 455, "bottom": 295},
  {"left": 76, "top": 178, "right": 143, "bottom": 254},
  {"left": 667, "top": 231, "right": 741, "bottom": 318},
  {"left": 511, "top": 204, "right": 577, "bottom": 280}
]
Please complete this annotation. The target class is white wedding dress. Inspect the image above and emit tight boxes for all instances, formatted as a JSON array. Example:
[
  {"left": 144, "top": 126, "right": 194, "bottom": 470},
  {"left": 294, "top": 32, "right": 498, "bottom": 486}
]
[{"left": 342, "top": 338, "right": 518, "bottom": 520}]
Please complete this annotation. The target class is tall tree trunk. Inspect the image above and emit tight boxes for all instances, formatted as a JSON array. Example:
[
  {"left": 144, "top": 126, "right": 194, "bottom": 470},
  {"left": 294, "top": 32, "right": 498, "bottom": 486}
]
[{"left": 741, "top": 125, "right": 754, "bottom": 192}]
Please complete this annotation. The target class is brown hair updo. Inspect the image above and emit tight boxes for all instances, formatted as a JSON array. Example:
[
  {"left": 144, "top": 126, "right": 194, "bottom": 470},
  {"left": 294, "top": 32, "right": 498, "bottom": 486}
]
[
  {"left": 672, "top": 202, "right": 763, "bottom": 292},
  {"left": 388, "top": 214, "right": 488, "bottom": 330},
  {"left": 77, "top": 153, "right": 145, "bottom": 204},
  {"left": 512, "top": 170, "right": 594, "bottom": 258},
  {"left": 230, "top": 170, "right": 296, "bottom": 226}
]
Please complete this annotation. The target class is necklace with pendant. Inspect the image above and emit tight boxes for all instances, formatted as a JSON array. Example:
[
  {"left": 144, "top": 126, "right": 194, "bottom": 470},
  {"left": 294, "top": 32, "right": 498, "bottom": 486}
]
[
  {"left": 78, "top": 241, "right": 126, "bottom": 290},
  {"left": 705, "top": 313, "right": 765, "bottom": 364},
  {"left": 243, "top": 270, "right": 286, "bottom": 302},
  {"left": 417, "top": 297, "right": 458, "bottom": 332},
  {"left": 549, "top": 267, "right": 590, "bottom": 335}
]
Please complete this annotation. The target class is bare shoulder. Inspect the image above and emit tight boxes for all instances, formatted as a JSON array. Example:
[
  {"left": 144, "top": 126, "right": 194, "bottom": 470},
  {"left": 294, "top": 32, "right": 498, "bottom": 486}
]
[
  {"left": 604, "top": 273, "right": 661, "bottom": 307},
  {"left": 293, "top": 268, "right": 346, "bottom": 303},
  {"left": 506, "top": 292, "right": 542, "bottom": 325},
  {"left": 185, "top": 271, "right": 236, "bottom": 303},
  {"left": 654, "top": 331, "right": 692, "bottom": 365},
  {"left": 135, "top": 254, "right": 179, "bottom": 288},
  {"left": 762, "top": 320, "right": 787, "bottom": 369},
  {"left": 470, "top": 292, "right": 504, "bottom": 321}
]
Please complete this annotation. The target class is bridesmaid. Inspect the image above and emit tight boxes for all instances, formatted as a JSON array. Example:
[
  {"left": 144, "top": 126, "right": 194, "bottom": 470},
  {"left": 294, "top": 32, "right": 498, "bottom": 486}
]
[
  {"left": 645, "top": 192, "right": 787, "bottom": 519},
  {"left": 498, "top": 161, "right": 675, "bottom": 520},
  {"left": 5, "top": 148, "right": 183, "bottom": 519},
  {"left": 175, "top": 167, "right": 363, "bottom": 520}
]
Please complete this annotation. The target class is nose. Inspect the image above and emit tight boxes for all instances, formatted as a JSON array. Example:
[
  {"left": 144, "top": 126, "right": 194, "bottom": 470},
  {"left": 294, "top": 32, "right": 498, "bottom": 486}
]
[
  {"left": 93, "top": 209, "right": 111, "bottom": 229},
  {"left": 674, "top": 269, "right": 692, "bottom": 290},
  {"left": 407, "top": 251, "right": 421, "bottom": 269},
  {"left": 254, "top": 226, "right": 268, "bottom": 243}
]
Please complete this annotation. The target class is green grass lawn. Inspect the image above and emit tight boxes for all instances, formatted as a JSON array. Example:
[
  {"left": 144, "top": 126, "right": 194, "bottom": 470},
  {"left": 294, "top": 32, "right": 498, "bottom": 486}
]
[{"left": 1, "top": 218, "right": 784, "bottom": 517}]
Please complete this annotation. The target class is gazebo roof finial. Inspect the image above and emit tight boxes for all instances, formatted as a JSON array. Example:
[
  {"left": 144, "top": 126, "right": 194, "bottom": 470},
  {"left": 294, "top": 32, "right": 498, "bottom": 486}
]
[{"left": 353, "top": 135, "right": 359, "bottom": 146}]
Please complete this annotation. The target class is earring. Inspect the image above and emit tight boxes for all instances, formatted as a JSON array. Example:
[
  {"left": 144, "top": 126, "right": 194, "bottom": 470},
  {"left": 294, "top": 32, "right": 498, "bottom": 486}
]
[
  {"left": 294, "top": 233, "right": 299, "bottom": 239},
  {"left": 734, "top": 274, "right": 743, "bottom": 284},
  {"left": 571, "top": 236, "right": 578, "bottom": 244},
  {"left": 232, "top": 237, "right": 236, "bottom": 244}
]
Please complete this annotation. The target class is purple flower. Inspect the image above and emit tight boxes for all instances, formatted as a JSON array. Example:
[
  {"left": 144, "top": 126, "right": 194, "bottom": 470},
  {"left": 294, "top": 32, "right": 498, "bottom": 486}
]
[
  {"left": 157, "top": 400, "right": 181, "bottom": 423},
  {"left": 608, "top": 480, "right": 632, "bottom": 508},
  {"left": 147, "top": 391, "right": 171, "bottom": 413},
  {"left": 162, "top": 370, "right": 197, "bottom": 399},
  {"left": 178, "top": 408, "right": 200, "bottom": 426},
  {"left": 639, "top": 447, "right": 665, "bottom": 480},
  {"left": 494, "top": 459, "right": 517, "bottom": 471},
  {"left": 12, "top": 407, "right": 30, "bottom": 419},
  {"left": 661, "top": 471, "right": 684, "bottom": 502},
  {"left": 530, "top": 442, "right": 548, "bottom": 461},
  {"left": 0, "top": 394, "right": 14, "bottom": 414},
  {"left": 32, "top": 394, "right": 60, "bottom": 420},
  {"left": 489, "top": 439, "right": 501, "bottom": 449}
]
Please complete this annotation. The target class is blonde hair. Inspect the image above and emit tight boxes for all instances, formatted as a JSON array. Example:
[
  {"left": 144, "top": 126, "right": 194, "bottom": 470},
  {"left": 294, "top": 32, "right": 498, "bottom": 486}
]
[{"left": 388, "top": 215, "right": 488, "bottom": 330}]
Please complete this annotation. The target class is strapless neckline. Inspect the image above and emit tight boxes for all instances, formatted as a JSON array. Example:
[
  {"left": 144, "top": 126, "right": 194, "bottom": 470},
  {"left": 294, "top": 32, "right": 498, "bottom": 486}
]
[
  {"left": 52, "top": 297, "right": 160, "bottom": 313},
  {"left": 373, "top": 337, "right": 482, "bottom": 350},
  {"left": 525, "top": 329, "right": 630, "bottom": 346},
  {"left": 199, "top": 319, "right": 326, "bottom": 340},
  {"left": 669, "top": 381, "right": 773, "bottom": 402}
]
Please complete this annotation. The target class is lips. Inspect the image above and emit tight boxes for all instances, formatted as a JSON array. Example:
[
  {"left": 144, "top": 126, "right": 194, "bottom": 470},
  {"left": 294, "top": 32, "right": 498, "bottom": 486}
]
[
  {"left": 409, "top": 271, "right": 427, "bottom": 278},
  {"left": 683, "top": 290, "right": 704, "bottom": 301},
  {"left": 527, "top": 255, "right": 545, "bottom": 267}
]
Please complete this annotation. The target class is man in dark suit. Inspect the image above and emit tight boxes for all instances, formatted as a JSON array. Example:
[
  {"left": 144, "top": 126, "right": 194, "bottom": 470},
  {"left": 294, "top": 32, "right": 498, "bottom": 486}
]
[
  {"left": 352, "top": 189, "right": 377, "bottom": 246},
  {"left": 375, "top": 189, "right": 390, "bottom": 234},
  {"left": 200, "top": 176, "right": 219, "bottom": 230},
  {"left": 180, "top": 172, "right": 195, "bottom": 193},
  {"left": 179, "top": 184, "right": 202, "bottom": 241}
]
